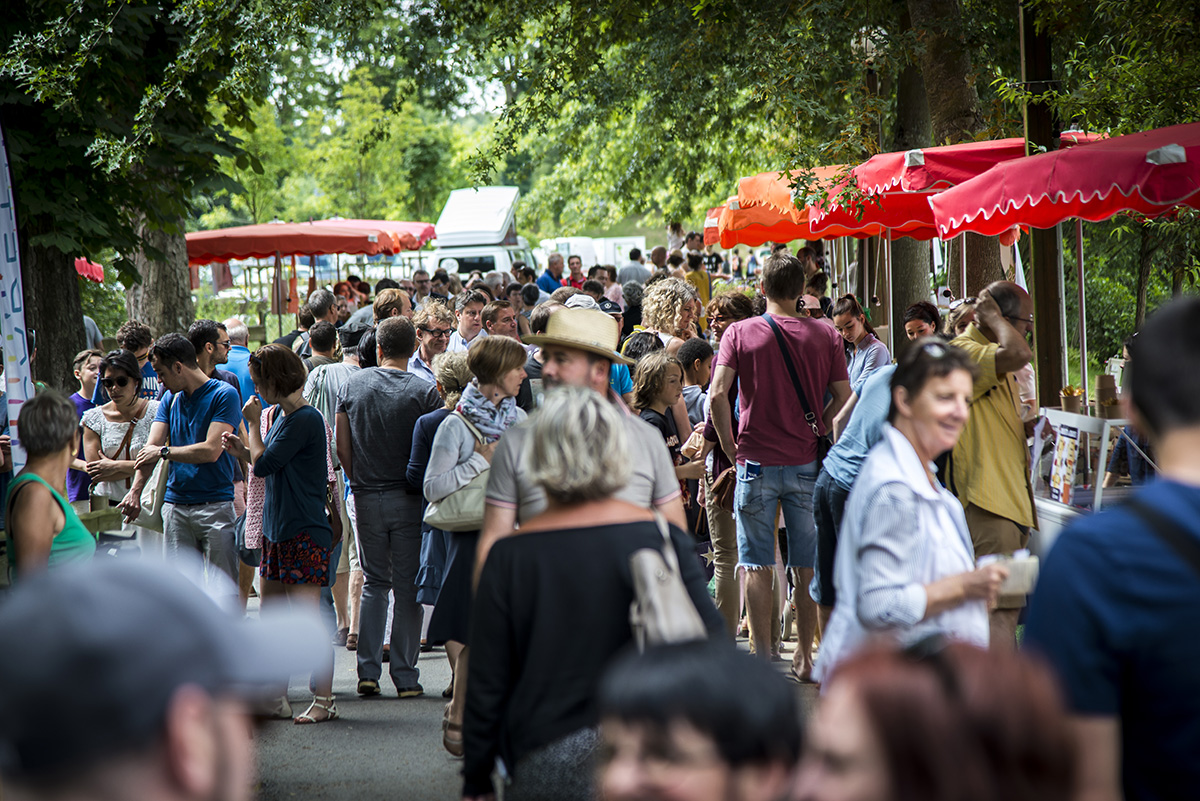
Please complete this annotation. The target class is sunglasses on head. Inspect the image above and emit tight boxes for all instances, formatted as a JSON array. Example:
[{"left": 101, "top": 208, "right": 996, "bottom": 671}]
[
  {"left": 948, "top": 297, "right": 977, "bottom": 310},
  {"left": 102, "top": 376, "right": 132, "bottom": 389}
]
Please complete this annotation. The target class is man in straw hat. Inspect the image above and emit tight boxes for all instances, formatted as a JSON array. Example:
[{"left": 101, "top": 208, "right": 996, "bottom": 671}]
[{"left": 477, "top": 306, "right": 687, "bottom": 575}]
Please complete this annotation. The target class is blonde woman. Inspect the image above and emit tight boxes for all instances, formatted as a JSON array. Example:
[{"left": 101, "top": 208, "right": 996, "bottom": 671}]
[
  {"left": 462, "top": 386, "right": 722, "bottom": 801},
  {"left": 640, "top": 277, "right": 699, "bottom": 356}
]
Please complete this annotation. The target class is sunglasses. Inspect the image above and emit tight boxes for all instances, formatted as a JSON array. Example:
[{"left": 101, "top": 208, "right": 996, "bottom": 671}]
[
  {"left": 948, "top": 297, "right": 977, "bottom": 310},
  {"left": 102, "top": 376, "right": 132, "bottom": 389}
]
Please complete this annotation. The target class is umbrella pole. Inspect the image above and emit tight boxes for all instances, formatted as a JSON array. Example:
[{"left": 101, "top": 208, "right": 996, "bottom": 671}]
[
  {"left": 885, "top": 230, "right": 894, "bottom": 356},
  {"left": 1076, "top": 219, "right": 1088, "bottom": 408},
  {"left": 959, "top": 234, "right": 967, "bottom": 298},
  {"left": 274, "top": 252, "right": 283, "bottom": 340}
]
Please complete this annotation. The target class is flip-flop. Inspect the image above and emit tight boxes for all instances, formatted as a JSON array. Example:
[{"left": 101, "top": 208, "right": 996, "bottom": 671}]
[{"left": 788, "top": 665, "right": 818, "bottom": 684}]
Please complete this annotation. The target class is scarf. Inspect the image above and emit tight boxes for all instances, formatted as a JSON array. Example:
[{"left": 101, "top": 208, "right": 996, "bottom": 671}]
[{"left": 456, "top": 380, "right": 520, "bottom": 443}]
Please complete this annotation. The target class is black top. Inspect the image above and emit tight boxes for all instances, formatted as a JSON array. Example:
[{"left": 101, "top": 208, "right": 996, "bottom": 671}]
[
  {"left": 462, "top": 519, "right": 724, "bottom": 795},
  {"left": 515, "top": 351, "right": 542, "bottom": 413},
  {"left": 639, "top": 407, "right": 682, "bottom": 463}
]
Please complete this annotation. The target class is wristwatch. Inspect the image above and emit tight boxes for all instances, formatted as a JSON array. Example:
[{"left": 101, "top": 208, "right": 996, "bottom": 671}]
[{"left": 160, "top": 445, "right": 170, "bottom": 461}]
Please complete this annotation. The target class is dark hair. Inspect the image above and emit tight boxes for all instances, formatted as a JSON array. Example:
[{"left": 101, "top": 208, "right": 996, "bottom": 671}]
[
  {"left": 100, "top": 350, "right": 142, "bottom": 384},
  {"left": 73, "top": 349, "right": 102, "bottom": 372},
  {"left": 599, "top": 642, "right": 802, "bottom": 768},
  {"left": 686, "top": 253, "right": 704, "bottom": 272},
  {"left": 412, "top": 269, "right": 429, "bottom": 279},
  {"left": 667, "top": 253, "right": 685, "bottom": 268},
  {"left": 249, "top": 344, "right": 307, "bottom": 398},
  {"left": 150, "top": 333, "right": 197, "bottom": 370},
  {"left": 482, "top": 300, "right": 514, "bottom": 331},
  {"left": 376, "top": 317, "right": 417, "bottom": 360},
  {"left": 985, "top": 281, "right": 1025, "bottom": 320},
  {"left": 629, "top": 247, "right": 642, "bottom": 261},
  {"left": 308, "top": 289, "right": 336, "bottom": 320},
  {"left": 519, "top": 265, "right": 537, "bottom": 282},
  {"left": 831, "top": 294, "right": 877, "bottom": 337},
  {"left": 888, "top": 339, "right": 979, "bottom": 423},
  {"left": 520, "top": 284, "right": 540, "bottom": 307},
  {"left": 186, "top": 319, "right": 222, "bottom": 354},
  {"left": 620, "top": 330, "right": 665, "bottom": 362},
  {"left": 797, "top": 246, "right": 818, "bottom": 266},
  {"left": 358, "top": 327, "right": 378, "bottom": 368},
  {"left": 582, "top": 279, "right": 605, "bottom": 296},
  {"left": 1129, "top": 295, "right": 1200, "bottom": 436},
  {"left": 374, "top": 278, "right": 400, "bottom": 295},
  {"left": 18, "top": 390, "right": 79, "bottom": 458},
  {"left": 828, "top": 641, "right": 1074, "bottom": 801},
  {"left": 115, "top": 320, "right": 153, "bottom": 352},
  {"left": 677, "top": 337, "right": 714, "bottom": 373},
  {"left": 707, "top": 291, "right": 755, "bottom": 323},
  {"left": 297, "top": 304, "right": 315, "bottom": 330},
  {"left": 308, "top": 321, "right": 338, "bottom": 353},
  {"left": 455, "top": 290, "right": 489, "bottom": 312},
  {"left": 805, "top": 270, "right": 829, "bottom": 296},
  {"left": 904, "top": 301, "right": 942, "bottom": 330},
  {"left": 761, "top": 253, "right": 807, "bottom": 301},
  {"left": 529, "top": 302, "right": 560, "bottom": 335}
]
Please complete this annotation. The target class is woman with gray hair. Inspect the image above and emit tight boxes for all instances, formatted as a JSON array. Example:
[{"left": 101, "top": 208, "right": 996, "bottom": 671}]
[
  {"left": 461, "top": 385, "right": 722, "bottom": 801},
  {"left": 5, "top": 391, "right": 96, "bottom": 577}
]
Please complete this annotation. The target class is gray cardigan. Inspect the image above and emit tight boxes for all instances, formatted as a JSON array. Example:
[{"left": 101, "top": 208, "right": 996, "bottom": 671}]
[{"left": 423, "top": 409, "right": 527, "bottom": 504}]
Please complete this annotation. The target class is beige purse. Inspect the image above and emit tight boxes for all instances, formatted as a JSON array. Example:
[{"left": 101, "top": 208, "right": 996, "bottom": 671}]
[{"left": 628, "top": 512, "right": 709, "bottom": 651}]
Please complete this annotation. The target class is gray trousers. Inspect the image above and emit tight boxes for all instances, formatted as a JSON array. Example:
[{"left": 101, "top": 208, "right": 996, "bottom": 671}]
[
  {"left": 162, "top": 500, "right": 238, "bottom": 584},
  {"left": 354, "top": 489, "right": 424, "bottom": 689}
]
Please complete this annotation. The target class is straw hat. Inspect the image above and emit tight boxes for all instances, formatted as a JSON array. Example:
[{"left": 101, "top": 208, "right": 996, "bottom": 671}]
[{"left": 524, "top": 307, "right": 633, "bottom": 365}]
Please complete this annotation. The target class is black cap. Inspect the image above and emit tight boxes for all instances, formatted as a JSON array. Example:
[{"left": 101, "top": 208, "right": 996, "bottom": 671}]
[
  {"left": 338, "top": 321, "right": 371, "bottom": 349},
  {"left": 597, "top": 299, "right": 622, "bottom": 315},
  {"left": 0, "top": 559, "right": 326, "bottom": 782}
]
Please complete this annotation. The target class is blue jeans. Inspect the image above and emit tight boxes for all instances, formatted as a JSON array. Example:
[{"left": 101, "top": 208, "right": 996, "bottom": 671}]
[
  {"left": 734, "top": 461, "right": 818, "bottom": 569},
  {"left": 810, "top": 468, "right": 852, "bottom": 606}
]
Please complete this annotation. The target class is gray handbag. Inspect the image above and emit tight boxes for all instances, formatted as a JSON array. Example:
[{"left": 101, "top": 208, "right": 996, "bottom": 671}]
[{"left": 628, "top": 512, "right": 709, "bottom": 651}]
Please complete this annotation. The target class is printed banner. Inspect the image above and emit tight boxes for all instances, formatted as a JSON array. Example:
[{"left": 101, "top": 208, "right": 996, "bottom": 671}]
[{"left": 0, "top": 121, "right": 35, "bottom": 472}]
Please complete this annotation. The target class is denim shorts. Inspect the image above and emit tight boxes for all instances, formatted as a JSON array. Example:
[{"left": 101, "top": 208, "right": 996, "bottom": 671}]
[{"left": 734, "top": 461, "right": 819, "bottom": 569}]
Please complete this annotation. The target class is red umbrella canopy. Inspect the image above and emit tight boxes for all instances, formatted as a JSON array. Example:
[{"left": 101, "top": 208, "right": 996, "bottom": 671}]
[
  {"left": 73, "top": 258, "right": 104, "bottom": 283},
  {"left": 310, "top": 219, "right": 436, "bottom": 251},
  {"left": 930, "top": 122, "right": 1200, "bottom": 238},
  {"left": 185, "top": 222, "right": 396, "bottom": 266},
  {"left": 704, "top": 204, "right": 725, "bottom": 246}
]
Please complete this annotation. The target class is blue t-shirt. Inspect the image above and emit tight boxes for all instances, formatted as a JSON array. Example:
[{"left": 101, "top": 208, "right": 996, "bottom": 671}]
[
  {"left": 155, "top": 379, "right": 242, "bottom": 505},
  {"left": 610, "top": 363, "right": 633, "bottom": 397},
  {"left": 1024, "top": 479, "right": 1200, "bottom": 801},
  {"left": 67, "top": 392, "right": 95, "bottom": 503},
  {"left": 823, "top": 365, "right": 895, "bottom": 490},
  {"left": 537, "top": 270, "right": 563, "bottom": 295},
  {"left": 224, "top": 346, "right": 257, "bottom": 408},
  {"left": 253, "top": 405, "right": 332, "bottom": 547},
  {"left": 92, "top": 361, "right": 159, "bottom": 404},
  {"left": 1105, "top": 424, "right": 1156, "bottom": 485}
]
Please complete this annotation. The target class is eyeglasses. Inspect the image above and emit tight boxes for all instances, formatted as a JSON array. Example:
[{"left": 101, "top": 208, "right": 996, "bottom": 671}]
[
  {"left": 102, "top": 376, "right": 132, "bottom": 389},
  {"left": 420, "top": 327, "right": 452, "bottom": 338},
  {"left": 216, "top": 339, "right": 232, "bottom": 349},
  {"left": 948, "top": 297, "right": 977, "bottom": 310}
]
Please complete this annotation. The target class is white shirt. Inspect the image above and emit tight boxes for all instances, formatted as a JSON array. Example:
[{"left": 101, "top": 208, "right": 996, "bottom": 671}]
[
  {"left": 447, "top": 328, "right": 487, "bottom": 353},
  {"left": 407, "top": 351, "right": 437, "bottom": 385},
  {"left": 815, "top": 425, "right": 988, "bottom": 684}
]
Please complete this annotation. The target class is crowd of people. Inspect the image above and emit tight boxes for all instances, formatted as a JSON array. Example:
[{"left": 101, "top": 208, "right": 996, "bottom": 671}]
[{"left": 1, "top": 233, "right": 1198, "bottom": 801}]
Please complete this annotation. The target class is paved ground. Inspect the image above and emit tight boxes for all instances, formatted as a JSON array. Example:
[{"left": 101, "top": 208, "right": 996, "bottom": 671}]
[{"left": 254, "top": 630, "right": 819, "bottom": 801}]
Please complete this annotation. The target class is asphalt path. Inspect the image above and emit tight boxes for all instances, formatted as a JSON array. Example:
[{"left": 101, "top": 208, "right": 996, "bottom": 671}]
[{"left": 254, "top": 632, "right": 819, "bottom": 801}]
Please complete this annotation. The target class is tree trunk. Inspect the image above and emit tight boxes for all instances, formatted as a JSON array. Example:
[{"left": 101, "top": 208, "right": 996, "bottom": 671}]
[
  {"left": 908, "top": 0, "right": 1003, "bottom": 294},
  {"left": 888, "top": 15, "right": 932, "bottom": 360},
  {"left": 125, "top": 216, "right": 193, "bottom": 340},
  {"left": 20, "top": 225, "right": 87, "bottom": 393},
  {"left": 1135, "top": 223, "right": 1154, "bottom": 329}
]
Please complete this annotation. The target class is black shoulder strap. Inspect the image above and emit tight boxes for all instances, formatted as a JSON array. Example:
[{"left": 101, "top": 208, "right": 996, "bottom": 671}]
[
  {"left": 764, "top": 314, "right": 820, "bottom": 437},
  {"left": 1127, "top": 498, "right": 1200, "bottom": 580}
]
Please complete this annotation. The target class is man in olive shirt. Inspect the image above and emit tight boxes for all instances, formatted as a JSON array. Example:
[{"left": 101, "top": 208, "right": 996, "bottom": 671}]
[
  {"left": 949, "top": 281, "right": 1037, "bottom": 650},
  {"left": 480, "top": 308, "right": 685, "bottom": 577}
]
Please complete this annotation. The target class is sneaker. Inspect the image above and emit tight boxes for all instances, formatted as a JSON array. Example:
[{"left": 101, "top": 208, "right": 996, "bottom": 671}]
[
  {"left": 357, "top": 679, "right": 381, "bottom": 697},
  {"left": 396, "top": 684, "right": 424, "bottom": 699}
]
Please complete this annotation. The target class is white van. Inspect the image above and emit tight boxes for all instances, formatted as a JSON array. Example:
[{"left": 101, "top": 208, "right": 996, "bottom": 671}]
[{"left": 432, "top": 186, "right": 539, "bottom": 275}]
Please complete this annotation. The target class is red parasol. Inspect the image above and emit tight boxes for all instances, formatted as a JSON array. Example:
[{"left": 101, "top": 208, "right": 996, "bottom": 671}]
[
  {"left": 704, "top": 204, "right": 725, "bottom": 246},
  {"left": 73, "top": 258, "right": 104, "bottom": 283},
  {"left": 929, "top": 123, "right": 1200, "bottom": 238},
  {"left": 185, "top": 222, "right": 397, "bottom": 266},
  {"left": 310, "top": 218, "right": 436, "bottom": 251}
]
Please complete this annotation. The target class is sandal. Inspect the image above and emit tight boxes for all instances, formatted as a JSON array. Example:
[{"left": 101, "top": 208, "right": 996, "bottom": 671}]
[
  {"left": 345, "top": 633, "right": 358, "bottom": 651},
  {"left": 266, "top": 695, "right": 292, "bottom": 720},
  {"left": 442, "top": 706, "right": 464, "bottom": 757},
  {"left": 294, "top": 694, "right": 339, "bottom": 724}
]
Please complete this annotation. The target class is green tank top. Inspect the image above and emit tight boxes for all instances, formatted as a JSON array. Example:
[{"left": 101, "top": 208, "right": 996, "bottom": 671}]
[{"left": 5, "top": 472, "right": 96, "bottom": 576}]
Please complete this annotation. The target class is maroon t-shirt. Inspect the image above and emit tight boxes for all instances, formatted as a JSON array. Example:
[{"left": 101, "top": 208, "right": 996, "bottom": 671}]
[{"left": 714, "top": 313, "right": 848, "bottom": 466}]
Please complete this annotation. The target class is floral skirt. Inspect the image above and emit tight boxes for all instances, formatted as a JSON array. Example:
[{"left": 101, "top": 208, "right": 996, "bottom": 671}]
[{"left": 260, "top": 531, "right": 330, "bottom": 585}]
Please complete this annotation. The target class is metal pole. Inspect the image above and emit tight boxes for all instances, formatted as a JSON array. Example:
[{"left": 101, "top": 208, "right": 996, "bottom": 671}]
[
  {"left": 885, "top": 230, "right": 894, "bottom": 355},
  {"left": 1076, "top": 219, "right": 1088, "bottom": 408},
  {"left": 959, "top": 234, "right": 967, "bottom": 298}
]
